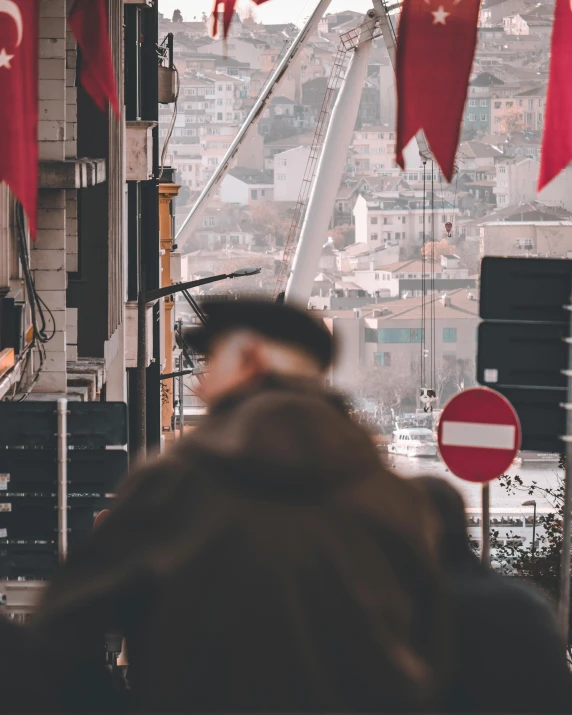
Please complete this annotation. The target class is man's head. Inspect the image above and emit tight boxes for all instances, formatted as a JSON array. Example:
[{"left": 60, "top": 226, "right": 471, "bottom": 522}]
[
  {"left": 445, "top": 222, "right": 453, "bottom": 233},
  {"left": 183, "top": 300, "right": 334, "bottom": 405}
]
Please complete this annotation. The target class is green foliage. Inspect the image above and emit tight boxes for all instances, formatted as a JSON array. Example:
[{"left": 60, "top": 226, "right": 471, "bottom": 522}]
[{"left": 494, "top": 460, "right": 570, "bottom": 649}]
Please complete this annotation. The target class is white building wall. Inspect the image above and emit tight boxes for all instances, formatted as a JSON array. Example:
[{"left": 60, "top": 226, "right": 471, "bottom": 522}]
[
  {"left": 220, "top": 174, "right": 250, "bottom": 204},
  {"left": 274, "top": 146, "right": 311, "bottom": 202},
  {"left": 353, "top": 195, "right": 369, "bottom": 244}
]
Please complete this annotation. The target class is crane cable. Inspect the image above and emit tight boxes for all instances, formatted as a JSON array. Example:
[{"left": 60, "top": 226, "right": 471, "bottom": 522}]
[{"left": 421, "top": 161, "right": 427, "bottom": 390}]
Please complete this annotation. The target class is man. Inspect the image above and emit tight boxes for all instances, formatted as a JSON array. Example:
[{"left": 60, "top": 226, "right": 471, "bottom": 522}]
[
  {"left": 444, "top": 221, "right": 453, "bottom": 239},
  {"left": 416, "top": 477, "right": 572, "bottom": 713},
  {"left": 33, "top": 300, "right": 450, "bottom": 713}
]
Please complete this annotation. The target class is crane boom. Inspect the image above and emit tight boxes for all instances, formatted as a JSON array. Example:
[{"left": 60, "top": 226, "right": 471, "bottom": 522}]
[{"left": 175, "top": 0, "right": 334, "bottom": 246}]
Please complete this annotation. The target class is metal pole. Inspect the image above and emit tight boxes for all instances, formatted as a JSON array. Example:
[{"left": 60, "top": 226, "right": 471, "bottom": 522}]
[
  {"left": 178, "top": 319, "right": 184, "bottom": 439},
  {"left": 481, "top": 482, "right": 490, "bottom": 566},
  {"left": 136, "top": 291, "right": 147, "bottom": 458},
  {"left": 57, "top": 398, "right": 68, "bottom": 563},
  {"left": 559, "top": 301, "right": 572, "bottom": 638},
  {"left": 532, "top": 502, "right": 537, "bottom": 555},
  {"left": 179, "top": 353, "right": 184, "bottom": 439},
  {"left": 175, "top": 0, "right": 334, "bottom": 246}
]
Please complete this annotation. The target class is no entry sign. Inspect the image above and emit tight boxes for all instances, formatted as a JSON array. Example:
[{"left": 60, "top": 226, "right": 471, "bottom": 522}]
[{"left": 437, "top": 387, "right": 521, "bottom": 483}]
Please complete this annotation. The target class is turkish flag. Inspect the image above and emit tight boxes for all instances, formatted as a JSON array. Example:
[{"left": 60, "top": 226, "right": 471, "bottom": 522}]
[
  {"left": 538, "top": 0, "right": 570, "bottom": 190},
  {"left": 0, "top": 0, "right": 39, "bottom": 237},
  {"left": 212, "top": 0, "right": 270, "bottom": 40},
  {"left": 396, "top": 0, "right": 481, "bottom": 181},
  {"left": 68, "top": 0, "right": 119, "bottom": 116}
]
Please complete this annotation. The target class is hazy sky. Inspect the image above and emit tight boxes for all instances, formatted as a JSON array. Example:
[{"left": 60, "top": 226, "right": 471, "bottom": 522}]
[{"left": 159, "top": 0, "right": 372, "bottom": 26}]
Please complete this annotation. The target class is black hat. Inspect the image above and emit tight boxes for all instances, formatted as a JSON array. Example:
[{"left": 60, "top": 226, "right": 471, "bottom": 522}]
[{"left": 182, "top": 299, "right": 334, "bottom": 370}]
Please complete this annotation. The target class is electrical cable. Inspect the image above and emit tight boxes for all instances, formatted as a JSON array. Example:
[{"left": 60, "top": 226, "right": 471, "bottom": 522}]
[
  {"left": 421, "top": 161, "right": 426, "bottom": 389},
  {"left": 431, "top": 161, "right": 436, "bottom": 391},
  {"left": 9, "top": 203, "right": 56, "bottom": 401}
]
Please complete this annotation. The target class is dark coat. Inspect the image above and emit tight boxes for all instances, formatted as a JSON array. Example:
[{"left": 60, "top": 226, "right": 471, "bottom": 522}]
[
  {"left": 447, "top": 560, "right": 572, "bottom": 713},
  {"left": 415, "top": 476, "right": 572, "bottom": 713},
  {"left": 33, "top": 376, "right": 450, "bottom": 713}
]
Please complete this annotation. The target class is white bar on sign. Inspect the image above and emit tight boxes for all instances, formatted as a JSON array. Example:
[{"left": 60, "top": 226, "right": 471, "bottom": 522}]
[{"left": 441, "top": 421, "right": 515, "bottom": 450}]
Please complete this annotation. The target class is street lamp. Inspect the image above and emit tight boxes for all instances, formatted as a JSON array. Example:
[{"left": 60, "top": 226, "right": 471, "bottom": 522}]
[
  {"left": 136, "top": 268, "right": 261, "bottom": 457},
  {"left": 522, "top": 499, "right": 537, "bottom": 554}
]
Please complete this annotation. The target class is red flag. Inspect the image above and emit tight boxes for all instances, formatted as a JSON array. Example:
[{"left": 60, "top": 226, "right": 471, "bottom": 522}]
[
  {"left": 538, "top": 0, "right": 570, "bottom": 190},
  {"left": 396, "top": 0, "right": 481, "bottom": 181},
  {"left": 0, "top": 0, "right": 39, "bottom": 237},
  {"left": 68, "top": 0, "right": 119, "bottom": 116},
  {"left": 212, "top": 0, "right": 270, "bottom": 40}
]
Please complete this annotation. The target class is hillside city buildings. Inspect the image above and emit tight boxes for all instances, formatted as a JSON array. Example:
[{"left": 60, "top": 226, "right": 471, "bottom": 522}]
[{"left": 158, "top": 0, "right": 568, "bottom": 407}]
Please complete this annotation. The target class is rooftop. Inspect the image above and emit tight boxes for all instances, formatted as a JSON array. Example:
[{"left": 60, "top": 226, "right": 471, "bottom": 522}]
[{"left": 228, "top": 167, "right": 274, "bottom": 185}]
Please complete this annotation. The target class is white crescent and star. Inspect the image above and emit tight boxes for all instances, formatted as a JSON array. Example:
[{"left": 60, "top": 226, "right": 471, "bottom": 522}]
[
  {"left": 0, "top": 0, "right": 24, "bottom": 70},
  {"left": 423, "top": 0, "right": 457, "bottom": 23},
  {"left": 432, "top": 5, "right": 451, "bottom": 23}
]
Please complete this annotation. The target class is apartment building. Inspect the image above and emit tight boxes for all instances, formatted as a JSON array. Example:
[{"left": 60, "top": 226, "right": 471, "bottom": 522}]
[
  {"left": 353, "top": 194, "right": 459, "bottom": 254},
  {"left": 481, "top": 221, "right": 572, "bottom": 257},
  {"left": 321, "top": 289, "right": 479, "bottom": 394},
  {"left": 0, "top": 1, "right": 168, "bottom": 457}
]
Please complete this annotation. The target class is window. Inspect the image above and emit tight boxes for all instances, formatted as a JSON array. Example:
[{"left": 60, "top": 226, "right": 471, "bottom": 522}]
[
  {"left": 217, "top": 99, "right": 223, "bottom": 106},
  {"left": 277, "top": 173, "right": 286, "bottom": 181},
  {"left": 374, "top": 352, "right": 391, "bottom": 367},
  {"left": 516, "top": 237, "right": 534, "bottom": 249},
  {"left": 468, "top": 99, "right": 477, "bottom": 107},
  {"left": 494, "top": 101, "right": 501, "bottom": 108},
  {"left": 337, "top": 202, "right": 344, "bottom": 211},
  {"left": 528, "top": 99, "right": 534, "bottom": 110},
  {"left": 371, "top": 217, "right": 378, "bottom": 224},
  {"left": 480, "top": 99, "right": 488, "bottom": 107},
  {"left": 375, "top": 273, "right": 380, "bottom": 280},
  {"left": 443, "top": 328, "right": 457, "bottom": 343},
  {"left": 499, "top": 166, "right": 506, "bottom": 174},
  {"left": 480, "top": 114, "right": 487, "bottom": 121},
  {"left": 226, "top": 98, "right": 233, "bottom": 105},
  {"left": 251, "top": 190, "right": 258, "bottom": 199},
  {"left": 365, "top": 328, "right": 424, "bottom": 343},
  {"left": 370, "top": 233, "right": 379, "bottom": 240},
  {"left": 226, "top": 84, "right": 233, "bottom": 91},
  {"left": 468, "top": 114, "right": 476, "bottom": 122},
  {"left": 217, "top": 85, "right": 223, "bottom": 92},
  {"left": 506, "top": 101, "right": 513, "bottom": 108},
  {"left": 208, "top": 217, "right": 215, "bottom": 227}
]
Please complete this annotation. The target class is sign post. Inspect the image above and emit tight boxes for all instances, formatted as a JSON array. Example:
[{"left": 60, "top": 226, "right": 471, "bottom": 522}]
[
  {"left": 559, "top": 303, "right": 572, "bottom": 639},
  {"left": 437, "top": 387, "right": 521, "bottom": 565}
]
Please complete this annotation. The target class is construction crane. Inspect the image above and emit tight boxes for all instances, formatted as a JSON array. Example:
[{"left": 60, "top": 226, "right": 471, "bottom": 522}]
[{"left": 175, "top": 0, "right": 432, "bottom": 307}]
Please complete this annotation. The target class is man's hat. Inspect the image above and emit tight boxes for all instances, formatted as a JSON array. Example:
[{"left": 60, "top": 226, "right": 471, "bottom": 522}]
[{"left": 182, "top": 299, "right": 334, "bottom": 370}]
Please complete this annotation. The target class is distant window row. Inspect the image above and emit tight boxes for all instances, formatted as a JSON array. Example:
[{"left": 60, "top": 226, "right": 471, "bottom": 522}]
[{"left": 366, "top": 327, "right": 457, "bottom": 343}]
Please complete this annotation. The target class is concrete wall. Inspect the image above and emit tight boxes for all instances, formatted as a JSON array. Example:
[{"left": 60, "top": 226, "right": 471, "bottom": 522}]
[
  {"left": 481, "top": 222, "right": 572, "bottom": 258},
  {"left": 30, "top": 0, "right": 71, "bottom": 393}
]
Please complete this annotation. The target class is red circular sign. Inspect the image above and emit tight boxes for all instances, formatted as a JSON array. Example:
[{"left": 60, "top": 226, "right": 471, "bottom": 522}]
[{"left": 437, "top": 387, "right": 521, "bottom": 483}]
